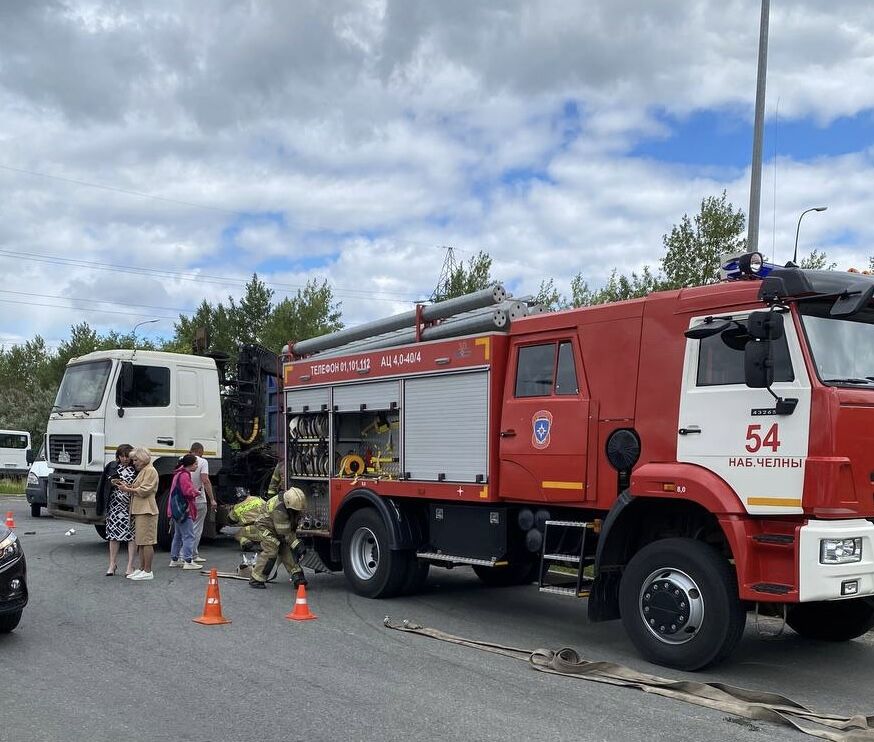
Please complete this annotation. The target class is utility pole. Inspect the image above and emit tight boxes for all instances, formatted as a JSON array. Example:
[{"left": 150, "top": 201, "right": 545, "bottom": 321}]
[{"left": 747, "top": 0, "right": 770, "bottom": 253}]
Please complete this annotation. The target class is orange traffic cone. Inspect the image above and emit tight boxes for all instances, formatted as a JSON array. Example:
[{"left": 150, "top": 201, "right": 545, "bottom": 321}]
[
  {"left": 193, "top": 568, "right": 231, "bottom": 625},
  {"left": 285, "top": 583, "right": 317, "bottom": 621},
  {"left": 4, "top": 511, "right": 14, "bottom": 528}
]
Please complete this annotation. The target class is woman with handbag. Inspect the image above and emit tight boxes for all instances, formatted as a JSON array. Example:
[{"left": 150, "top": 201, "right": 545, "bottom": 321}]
[{"left": 167, "top": 454, "right": 200, "bottom": 570}]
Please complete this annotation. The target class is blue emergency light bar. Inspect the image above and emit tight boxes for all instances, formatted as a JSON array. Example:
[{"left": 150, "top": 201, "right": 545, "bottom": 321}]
[{"left": 719, "top": 251, "right": 780, "bottom": 281}]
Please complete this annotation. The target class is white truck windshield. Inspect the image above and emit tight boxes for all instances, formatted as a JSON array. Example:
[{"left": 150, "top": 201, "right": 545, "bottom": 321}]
[
  {"left": 54, "top": 361, "right": 112, "bottom": 412},
  {"left": 800, "top": 302, "right": 874, "bottom": 385}
]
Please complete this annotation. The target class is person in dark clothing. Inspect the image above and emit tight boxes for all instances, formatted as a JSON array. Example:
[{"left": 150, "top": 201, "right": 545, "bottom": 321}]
[{"left": 100, "top": 443, "right": 136, "bottom": 576}]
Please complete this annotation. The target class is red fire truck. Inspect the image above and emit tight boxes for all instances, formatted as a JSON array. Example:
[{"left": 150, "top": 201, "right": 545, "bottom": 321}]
[{"left": 282, "top": 256, "right": 874, "bottom": 670}]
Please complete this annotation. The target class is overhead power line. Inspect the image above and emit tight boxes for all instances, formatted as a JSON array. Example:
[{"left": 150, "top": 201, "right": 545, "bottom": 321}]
[
  {"left": 0, "top": 247, "right": 422, "bottom": 304},
  {"left": 0, "top": 162, "right": 464, "bottom": 252},
  {"left": 0, "top": 288, "right": 192, "bottom": 315}
]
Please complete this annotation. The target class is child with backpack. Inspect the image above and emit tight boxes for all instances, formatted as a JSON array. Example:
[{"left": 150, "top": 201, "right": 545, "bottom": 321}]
[{"left": 167, "top": 454, "right": 201, "bottom": 569}]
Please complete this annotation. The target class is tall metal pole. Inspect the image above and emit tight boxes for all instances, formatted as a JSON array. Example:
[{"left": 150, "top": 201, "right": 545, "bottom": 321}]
[{"left": 747, "top": 0, "right": 770, "bottom": 253}]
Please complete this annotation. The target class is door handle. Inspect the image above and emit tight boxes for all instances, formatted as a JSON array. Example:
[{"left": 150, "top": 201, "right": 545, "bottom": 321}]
[
  {"left": 678, "top": 427, "right": 701, "bottom": 436},
  {"left": 156, "top": 437, "right": 174, "bottom": 446},
  {"left": 500, "top": 429, "right": 517, "bottom": 438}
]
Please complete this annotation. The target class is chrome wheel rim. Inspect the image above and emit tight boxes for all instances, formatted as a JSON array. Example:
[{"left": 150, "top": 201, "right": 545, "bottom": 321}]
[
  {"left": 638, "top": 567, "right": 705, "bottom": 645},
  {"left": 349, "top": 526, "right": 379, "bottom": 580}
]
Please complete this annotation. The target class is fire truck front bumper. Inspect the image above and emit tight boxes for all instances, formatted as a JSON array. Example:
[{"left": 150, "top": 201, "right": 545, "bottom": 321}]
[{"left": 798, "top": 519, "right": 874, "bottom": 602}]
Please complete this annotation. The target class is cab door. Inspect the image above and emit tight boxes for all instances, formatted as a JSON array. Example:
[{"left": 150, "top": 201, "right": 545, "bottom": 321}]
[
  {"left": 677, "top": 312, "right": 811, "bottom": 514},
  {"left": 498, "top": 336, "right": 590, "bottom": 502},
  {"left": 108, "top": 362, "right": 176, "bottom": 460}
]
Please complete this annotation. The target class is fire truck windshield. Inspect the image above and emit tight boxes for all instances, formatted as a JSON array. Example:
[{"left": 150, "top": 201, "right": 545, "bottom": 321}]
[
  {"left": 800, "top": 301, "right": 874, "bottom": 385},
  {"left": 53, "top": 360, "right": 112, "bottom": 412}
]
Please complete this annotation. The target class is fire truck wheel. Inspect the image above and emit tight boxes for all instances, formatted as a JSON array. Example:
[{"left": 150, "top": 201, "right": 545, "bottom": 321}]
[
  {"left": 786, "top": 599, "right": 874, "bottom": 642},
  {"left": 619, "top": 538, "right": 746, "bottom": 671},
  {"left": 341, "top": 509, "right": 407, "bottom": 598},
  {"left": 400, "top": 557, "right": 430, "bottom": 595},
  {"left": 94, "top": 523, "right": 108, "bottom": 541},
  {"left": 472, "top": 560, "right": 538, "bottom": 587},
  {"left": 30, "top": 503, "right": 41, "bottom": 518}
]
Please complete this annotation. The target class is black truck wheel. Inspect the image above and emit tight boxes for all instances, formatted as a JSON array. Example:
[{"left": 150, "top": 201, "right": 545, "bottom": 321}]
[
  {"left": 0, "top": 609, "right": 22, "bottom": 633},
  {"left": 30, "top": 503, "right": 41, "bottom": 518},
  {"left": 472, "top": 560, "right": 538, "bottom": 587},
  {"left": 156, "top": 488, "right": 173, "bottom": 552},
  {"left": 787, "top": 599, "right": 874, "bottom": 641},
  {"left": 341, "top": 508, "right": 407, "bottom": 598},
  {"left": 400, "top": 557, "right": 430, "bottom": 595},
  {"left": 619, "top": 538, "right": 746, "bottom": 671}
]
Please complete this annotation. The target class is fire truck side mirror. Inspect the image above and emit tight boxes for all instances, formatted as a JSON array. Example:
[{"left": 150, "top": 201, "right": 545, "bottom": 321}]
[
  {"left": 26, "top": 449, "right": 35, "bottom": 465},
  {"left": 747, "top": 310, "right": 784, "bottom": 341},
  {"left": 744, "top": 341, "right": 773, "bottom": 389}
]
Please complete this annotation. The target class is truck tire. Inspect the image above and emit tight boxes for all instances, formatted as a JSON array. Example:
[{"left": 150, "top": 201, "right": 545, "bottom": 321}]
[
  {"left": 0, "top": 609, "right": 22, "bottom": 633},
  {"left": 400, "top": 557, "right": 430, "bottom": 595},
  {"left": 30, "top": 503, "right": 41, "bottom": 518},
  {"left": 472, "top": 560, "right": 538, "bottom": 587},
  {"left": 786, "top": 599, "right": 874, "bottom": 641},
  {"left": 156, "top": 488, "right": 173, "bottom": 552},
  {"left": 341, "top": 508, "right": 407, "bottom": 598},
  {"left": 94, "top": 524, "right": 107, "bottom": 541},
  {"left": 618, "top": 538, "right": 746, "bottom": 671}
]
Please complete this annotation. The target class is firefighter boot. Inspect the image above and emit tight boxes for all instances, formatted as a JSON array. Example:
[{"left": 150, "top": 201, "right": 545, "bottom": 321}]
[
  {"left": 249, "top": 578, "right": 266, "bottom": 589},
  {"left": 292, "top": 571, "right": 308, "bottom": 588}
]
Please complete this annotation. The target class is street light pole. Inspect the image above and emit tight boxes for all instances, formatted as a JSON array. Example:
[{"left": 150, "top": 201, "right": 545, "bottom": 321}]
[
  {"left": 792, "top": 207, "right": 828, "bottom": 265},
  {"left": 131, "top": 319, "right": 160, "bottom": 345},
  {"left": 747, "top": 0, "right": 770, "bottom": 253}
]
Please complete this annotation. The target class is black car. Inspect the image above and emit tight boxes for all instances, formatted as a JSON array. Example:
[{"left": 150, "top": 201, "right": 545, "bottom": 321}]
[{"left": 0, "top": 523, "right": 27, "bottom": 632}]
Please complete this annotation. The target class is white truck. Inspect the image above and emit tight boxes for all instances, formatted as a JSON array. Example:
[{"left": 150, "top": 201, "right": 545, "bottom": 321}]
[
  {"left": 0, "top": 430, "right": 32, "bottom": 478},
  {"left": 45, "top": 347, "right": 280, "bottom": 547}
]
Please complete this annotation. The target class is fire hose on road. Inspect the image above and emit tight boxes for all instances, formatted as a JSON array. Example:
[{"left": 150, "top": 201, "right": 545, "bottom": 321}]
[{"left": 383, "top": 617, "right": 874, "bottom": 741}]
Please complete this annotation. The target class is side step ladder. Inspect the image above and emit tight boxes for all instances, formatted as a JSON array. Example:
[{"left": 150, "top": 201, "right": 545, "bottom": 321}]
[{"left": 538, "top": 520, "right": 595, "bottom": 598}]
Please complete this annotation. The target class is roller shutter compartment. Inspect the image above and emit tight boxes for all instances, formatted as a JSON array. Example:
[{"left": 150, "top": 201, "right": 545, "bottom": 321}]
[
  {"left": 333, "top": 381, "right": 399, "bottom": 412},
  {"left": 404, "top": 372, "right": 488, "bottom": 482},
  {"left": 285, "top": 387, "right": 331, "bottom": 414}
]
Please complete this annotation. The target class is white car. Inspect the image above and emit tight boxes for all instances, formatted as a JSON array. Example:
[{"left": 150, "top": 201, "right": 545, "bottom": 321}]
[{"left": 25, "top": 442, "right": 52, "bottom": 518}]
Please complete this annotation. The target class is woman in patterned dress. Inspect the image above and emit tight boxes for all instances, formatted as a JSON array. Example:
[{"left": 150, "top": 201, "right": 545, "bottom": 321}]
[{"left": 103, "top": 443, "right": 137, "bottom": 576}]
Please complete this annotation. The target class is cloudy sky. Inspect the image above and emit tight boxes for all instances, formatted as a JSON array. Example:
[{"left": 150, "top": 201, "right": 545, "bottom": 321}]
[{"left": 2, "top": 0, "right": 874, "bottom": 347}]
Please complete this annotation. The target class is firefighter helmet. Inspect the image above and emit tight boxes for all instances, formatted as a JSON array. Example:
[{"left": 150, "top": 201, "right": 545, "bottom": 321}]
[{"left": 282, "top": 487, "right": 306, "bottom": 512}]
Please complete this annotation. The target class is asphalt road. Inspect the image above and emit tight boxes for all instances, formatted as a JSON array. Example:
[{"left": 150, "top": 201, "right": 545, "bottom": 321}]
[{"left": 2, "top": 495, "right": 874, "bottom": 742}]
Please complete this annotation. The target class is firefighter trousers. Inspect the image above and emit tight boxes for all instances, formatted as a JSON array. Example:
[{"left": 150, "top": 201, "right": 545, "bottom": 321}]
[{"left": 251, "top": 529, "right": 303, "bottom": 583}]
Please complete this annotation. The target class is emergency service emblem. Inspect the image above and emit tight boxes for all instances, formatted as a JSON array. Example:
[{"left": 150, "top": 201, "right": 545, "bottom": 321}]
[{"left": 532, "top": 410, "right": 553, "bottom": 450}]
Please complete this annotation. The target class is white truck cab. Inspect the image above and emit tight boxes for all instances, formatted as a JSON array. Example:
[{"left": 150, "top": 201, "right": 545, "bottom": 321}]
[{"left": 46, "top": 350, "right": 223, "bottom": 523}]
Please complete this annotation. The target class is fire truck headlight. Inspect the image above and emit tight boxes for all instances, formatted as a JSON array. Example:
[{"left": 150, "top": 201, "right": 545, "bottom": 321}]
[
  {"left": 820, "top": 537, "right": 863, "bottom": 564},
  {"left": 737, "top": 251, "right": 763, "bottom": 276}
]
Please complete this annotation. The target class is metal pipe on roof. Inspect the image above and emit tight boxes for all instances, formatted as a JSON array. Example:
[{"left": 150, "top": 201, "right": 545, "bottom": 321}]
[{"left": 291, "top": 284, "right": 507, "bottom": 356}]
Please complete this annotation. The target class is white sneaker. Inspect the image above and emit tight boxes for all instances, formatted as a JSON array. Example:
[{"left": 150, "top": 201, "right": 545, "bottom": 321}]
[
  {"left": 126, "top": 570, "right": 143, "bottom": 579},
  {"left": 193, "top": 556, "right": 206, "bottom": 563},
  {"left": 168, "top": 559, "right": 184, "bottom": 567},
  {"left": 182, "top": 561, "right": 201, "bottom": 570},
  {"left": 131, "top": 571, "right": 154, "bottom": 581}
]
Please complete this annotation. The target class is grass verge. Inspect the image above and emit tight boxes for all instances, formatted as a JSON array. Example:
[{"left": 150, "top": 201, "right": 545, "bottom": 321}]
[{"left": 0, "top": 478, "right": 26, "bottom": 496}]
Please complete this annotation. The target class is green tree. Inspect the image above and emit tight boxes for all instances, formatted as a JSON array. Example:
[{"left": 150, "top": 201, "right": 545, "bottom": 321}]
[
  {"left": 432, "top": 251, "right": 494, "bottom": 302},
  {"left": 262, "top": 279, "right": 343, "bottom": 352},
  {"left": 798, "top": 249, "right": 836, "bottom": 270},
  {"left": 661, "top": 191, "right": 746, "bottom": 289}
]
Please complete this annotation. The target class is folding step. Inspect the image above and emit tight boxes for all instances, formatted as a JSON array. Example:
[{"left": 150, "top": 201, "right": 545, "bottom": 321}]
[
  {"left": 543, "top": 553, "right": 581, "bottom": 564},
  {"left": 538, "top": 519, "right": 595, "bottom": 599},
  {"left": 415, "top": 552, "right": 508, "bottom": 568}
]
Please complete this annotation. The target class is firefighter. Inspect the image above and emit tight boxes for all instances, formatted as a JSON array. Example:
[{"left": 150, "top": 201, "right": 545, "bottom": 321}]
[
  {"left": 226, "top": 490, "right": 268, "bottom": 551},
  {"left": 266, "top": 461, "right": 285, "bottom": 498},
  {"left": 249, "top": 487, "right": 308, "bottom": 589}
]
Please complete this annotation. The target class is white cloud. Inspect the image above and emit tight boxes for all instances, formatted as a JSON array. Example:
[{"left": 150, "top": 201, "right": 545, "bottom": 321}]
[{"left": 1, "top": 0, "right": 874, "bottom": 344}]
